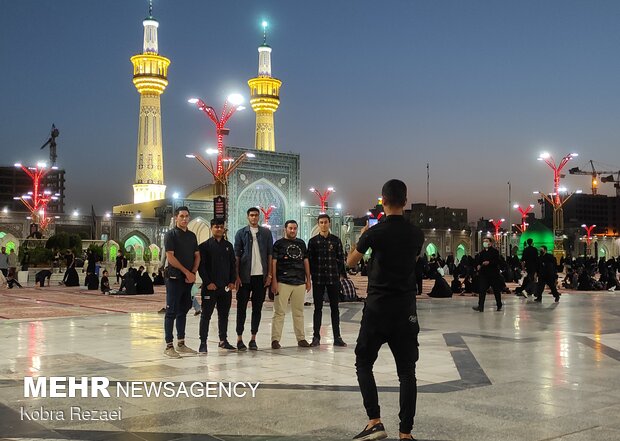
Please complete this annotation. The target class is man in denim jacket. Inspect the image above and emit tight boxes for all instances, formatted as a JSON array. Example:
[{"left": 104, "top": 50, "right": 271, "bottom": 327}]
[{"left": 233, "top": 207, "right": 274, "bottom": 351}]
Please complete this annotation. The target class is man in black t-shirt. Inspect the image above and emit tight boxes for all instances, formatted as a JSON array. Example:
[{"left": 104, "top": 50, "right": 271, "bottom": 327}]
[
  {"left": 162, "top": 206, "right": 200, "bottom": 358},
  {"left": 270, "top": 220, "right": 312, "bottom": 349},
  {"left": 347, "top": 179, "right": 424, "bottom": 441}
]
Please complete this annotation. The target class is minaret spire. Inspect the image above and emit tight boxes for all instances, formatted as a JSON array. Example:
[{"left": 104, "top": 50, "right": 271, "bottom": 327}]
[
  {"left": 248, "top": 20, "right": 282, "bottom": 152},
  {"left": 130, "top": 5, "right": 170, "bottom": 203}
]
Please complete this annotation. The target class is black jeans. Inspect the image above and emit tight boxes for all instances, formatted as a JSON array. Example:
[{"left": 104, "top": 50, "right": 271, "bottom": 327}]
[
  {"left": 312, "top": 283, "right": 341, "bottom": 339},
  {"left": 355, "top": 298, "right": 419, "bottom": 435},
  {"left": 199, "top": 287, "right": 232, "bottom": 342},
  {"left": 236, "top": 275, "right": 266, "bottom": 336},
  {"left": 164, "top": 278, "right": 193, "bottom": 344},
  {"left": 477, "top": 275, "right": 503, "bottom": 310},
  {"left": 536, "top": 277, "right": 560, "bottom": 298}
]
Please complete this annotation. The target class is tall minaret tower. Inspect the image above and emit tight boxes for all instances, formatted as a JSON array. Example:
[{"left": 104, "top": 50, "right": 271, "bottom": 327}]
[
  {"left": 130, "top": 1, "right": 170, "bottom": 203},
  {"left": 248, "top": 21, "right": 282, "bottom": 152}
]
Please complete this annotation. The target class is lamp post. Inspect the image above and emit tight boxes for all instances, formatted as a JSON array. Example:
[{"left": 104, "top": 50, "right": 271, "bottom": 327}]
[
  {"left": 188, "top": 94, "right": 245, "bottom": 192},
  {"left": 186, "top": 151, "right": 255, "bottom": 220},
  {"left": 13, "top": 162, "right": 59, "bottom": 232},
  {"left": 259, "top": 205, "right": 276, "bottom": 227},
  {"left": 489, "top": 218, "right": 505, "bottom": 244},
  {"left": 581, "top": 224, "right": 596, "bottom": 256},
  {"left": 534, "top": 187, "right": 582, "bottom": 261},
  {"left": 309, "top": 187, "right": 334, "bottom": 212},
  {"left": 513, "top": 203, "right": 535, "bottom": 232},
  {"left": 537, "top": 151, "right": 579, "bottom": 261}
]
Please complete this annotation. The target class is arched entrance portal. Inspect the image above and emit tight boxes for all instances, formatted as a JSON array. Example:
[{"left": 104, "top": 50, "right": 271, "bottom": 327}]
[
  {"left": 426, "top": 243, "right": 438, "bottom": 257},
  {"left": 124, "top": 235, "right": 146, "bottom": 261},
  {"left": 236, "top": 179, "right": 287, "bottom": 239},
  {"left": 456, "top": 243, "right": 467, "bottom": 261},
  {"left": 188, "top": 217, "right": 210, "bottom": 245},
  {"left": 0, "top": 232, "right": 19, "bottom": 254}
]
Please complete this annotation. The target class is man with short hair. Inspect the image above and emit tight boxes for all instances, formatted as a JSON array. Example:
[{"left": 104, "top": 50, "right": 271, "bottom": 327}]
[
  {"left": 0, "top": 247, "right": 8, "bottom": 277},
  {"left": 347, "top": 179, "right": 424, "bottom": 441},
  {"left": 198, "top": 218, "right": 237, "bottom": 353},
  {"left": 271, "top": 220, "right": 311, "bottom": 349},
  {"left": 308, "top": 213, "right": 347, "bottom": 347},
  {"left": 163, "top": 206, "right": 200, "bottom": 358},
  {"left": 472, "top": 237, "right": 504, "bottom": 312},
  {"left": 234, "top": 207, "right": 273, "bottom": 350},
  {"left": 535, "top": 245, "right": 561, "bottom": 303}
]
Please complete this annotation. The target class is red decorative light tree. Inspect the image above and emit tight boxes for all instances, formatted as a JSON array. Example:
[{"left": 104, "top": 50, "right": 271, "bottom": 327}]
[
  {"left": 513, "top": 203, "right": 535, "bottom": 232},
  {"left": 188, "top": 94, "right": 245, "bottom": 178},
  {"left": 489, "top": 218, "right": 505, "bottom": 243},
  {"left": 538, "top": 152, "right": 578, "bottom": 206},
  {"left": 259, "top": 205, "right": 276, "bottom": 226},
  {"left": 581, "top": 224, "right": 596, "bottom": 255},
  {"left": 309, "top": 187, "right": 334, "bottom": 212},
  {"left": 14, "top": 162, "right": 58, "bottom": 231}
]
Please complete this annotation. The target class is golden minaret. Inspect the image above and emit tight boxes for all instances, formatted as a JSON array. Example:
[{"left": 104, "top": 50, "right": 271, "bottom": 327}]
[
  {"left": 248, "top": 22, "right": 282, "bottom": 152},
  {"left": 130, "top": 1, "right": 170, "bottom": 203}
]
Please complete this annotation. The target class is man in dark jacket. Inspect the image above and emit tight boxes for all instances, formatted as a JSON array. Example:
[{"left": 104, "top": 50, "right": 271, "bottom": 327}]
[
  {"left": 535, "top": 245, "right": 561, "bottom": 303},
  {"left": 472, "top": 237, "right": 503, "bottom": 312},
  {"left": 199, "top": 218, "right": 237, "bottom": 353},
  {"left": 233, "top": 207, "right": 273, "bottom": 351},
  {"left": 520, "top": 238, "right": 539, "bottom": 297}
]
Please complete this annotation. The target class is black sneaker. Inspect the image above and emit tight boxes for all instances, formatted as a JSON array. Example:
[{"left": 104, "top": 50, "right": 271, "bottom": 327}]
[
  {"left": 353, "top": 422, "right": 387, "bottom": 440},
  {"left": 334, "top": 337, "right": 347, "bottom": 347},
  {"left": 496, "top": 304, "right": 503, "bottom": 311},
  {"left": 198, "top": 342, "right": 208, "bottom": 354},
  {"left": 554, "top": 295, "right": 560, "bottom": 303},
  {"left": 310, "top": 337, "right": 320, "bottom": 347},
  {"left": 534, "top": 297, "right": 542, "bottom": 303},
  {"left": 218, "top": 341, "right": 236, "bottom": 350},
  {"left": 237, "top": 340, "right": 247, "bottom": 351},
  {"left": 472, "top": 306, "right": 483, "bottom": 312},
  {"left": 249, "top": 340, "right": 258, "bottom": 350}
]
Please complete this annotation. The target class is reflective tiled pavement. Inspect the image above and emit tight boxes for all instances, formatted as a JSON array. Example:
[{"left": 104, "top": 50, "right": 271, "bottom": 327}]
[{"left": 2, "top": 291, "right": 620, "bottom": 440}]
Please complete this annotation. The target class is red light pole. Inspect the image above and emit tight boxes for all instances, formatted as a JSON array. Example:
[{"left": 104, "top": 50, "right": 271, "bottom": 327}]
[
  {"left": 513, "top": 203, "right": 534, "bottom": 232},
  {"left": 537, "top": 151, "right": 579, "bottom": 261},
  {"left": 489, "top": 218, "right": 505, "bottom": 243},
  {"left": 188, "top": 94, "right": 245, "bottom": 185},
  {"left": 309, "top": 187, "right": 335, "bottom": 212},
  {"left": 259, "top": 205, "right": 276, "bottom": 226},
  {"left": 581, "top": 224, "right": 596, "bottom": 256},
  {"left": 13, "top": 162, "right": 58, "bottom": 232}
]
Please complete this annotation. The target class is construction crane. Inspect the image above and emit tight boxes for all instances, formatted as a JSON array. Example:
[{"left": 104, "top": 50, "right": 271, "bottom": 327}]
[{"left": 568, "top": 160, "right": 620, "bottom": 196}]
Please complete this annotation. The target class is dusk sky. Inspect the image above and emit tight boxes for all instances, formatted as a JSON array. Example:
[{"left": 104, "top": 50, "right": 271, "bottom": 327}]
[{"left": 1, "top": 0, "right": 620, "bottom": 222}]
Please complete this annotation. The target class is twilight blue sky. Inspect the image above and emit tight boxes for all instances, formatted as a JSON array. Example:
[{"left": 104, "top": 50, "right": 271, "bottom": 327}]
[{"left": 1, "top": 0, "right": 619, "bottom": 221}]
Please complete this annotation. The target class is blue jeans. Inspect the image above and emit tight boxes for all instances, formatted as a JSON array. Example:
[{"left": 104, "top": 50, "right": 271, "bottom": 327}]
[{"left": 164, "top": 278, "right": 193, "bottom": 344}]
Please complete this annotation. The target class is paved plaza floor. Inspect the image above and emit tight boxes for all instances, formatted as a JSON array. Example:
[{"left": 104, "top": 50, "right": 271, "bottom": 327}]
[{"left": 1, "top": 286, "right": 620, "bottom": 441}]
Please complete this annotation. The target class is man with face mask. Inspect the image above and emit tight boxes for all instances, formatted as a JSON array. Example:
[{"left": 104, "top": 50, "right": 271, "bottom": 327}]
[
  {"left": 472, "top": 237, "right": 503, "bottom": 312},
  {"left": 535, "top": 245, "right": 561, "bottom": 303}
]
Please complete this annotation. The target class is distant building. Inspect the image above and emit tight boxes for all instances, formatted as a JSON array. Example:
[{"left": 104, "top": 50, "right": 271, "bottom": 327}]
[
  {"left": 0, "top": 166, "right": 66, "bottom": 214},
  {"left": 405, "top": 203, "right": 468, "bottom": 230},
  {"left": 542, "top": 193, "right": 620, "bottom": 236}
]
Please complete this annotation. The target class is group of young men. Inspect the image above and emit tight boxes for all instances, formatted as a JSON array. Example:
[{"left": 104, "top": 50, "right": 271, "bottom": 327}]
[
  {"left": 162, "top": 206, "right": 349, "bottom": 358},
  {"left": 162, "top": 179, "right": 424, "bottom": 441}
]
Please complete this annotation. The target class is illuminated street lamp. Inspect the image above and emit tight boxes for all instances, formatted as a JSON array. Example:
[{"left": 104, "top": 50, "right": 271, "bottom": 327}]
[
  {"left": 309, "top": 186, "right": 335, "bottom": 212},
  {"left": 581, "top": 224, "right": 596, "bottom": 255},
  {"left": 489, "top": 218, "right": 505, "bottom": 243},
  {"left": 513, "top": 203, "right": 535, "bottom": 232},
  {"left": 188, "top": 94, "right": 245, "bottom": 178},
  {"left": 536, "top": 151, "right": 579, "bottom": 260},
  {"left": 14, "top": 162, "right": 59, "bottom": 232}
]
